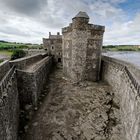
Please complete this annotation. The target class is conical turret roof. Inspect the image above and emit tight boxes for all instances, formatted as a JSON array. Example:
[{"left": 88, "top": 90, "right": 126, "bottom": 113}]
[{"left": 73, "top": 11, "right": 89, "bottom": 19}]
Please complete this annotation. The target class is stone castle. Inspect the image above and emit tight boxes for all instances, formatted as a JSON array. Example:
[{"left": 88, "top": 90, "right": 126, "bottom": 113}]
[
  {"left": 0, "top": 11, "right": 139, "bottom": 140},
  {"left": 43, "top": 11, "right": 105, "bottom": 83},
  {"left": 43, "top": 32, "right": 62, "bottom": 63}
]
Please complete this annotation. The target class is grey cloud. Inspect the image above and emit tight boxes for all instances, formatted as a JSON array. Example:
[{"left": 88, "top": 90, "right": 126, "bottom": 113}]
[
  {"left": 0, "top": 26, "right": 30, "bottom": 37},
  {"left": 0, "top": 0, "right": 139, "bottom": 45},
  {"left": 0, "top": 0, "right": 70, "bottom": 28},
  {"left": 1, "top": 0, "right": 47, "bottom": 16},
  {"left": 38, "top": 0, "right": 90, "bottom": 28}
]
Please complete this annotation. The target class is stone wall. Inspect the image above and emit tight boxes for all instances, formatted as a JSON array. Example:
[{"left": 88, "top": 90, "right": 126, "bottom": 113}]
[
  {"left": 16, "top": 56, "right": 52, "bottom": 108},
  {"left": 101, "top": 55, "right": 140, "bottom": 140},
  {"left": 10, "top": 54, "right": 44, "bottom": 70},
  {"left": 0, "top": 64, "right": 19, "bottom": 140},
  {"left": 0, "top": 54, "right": 52, "bottom": 139},
  {"left": 23, "top": 49, "right": 46, "bottom": 56},
  {"left": 0, "top": 60, "right": 10, "bottom": 80}
]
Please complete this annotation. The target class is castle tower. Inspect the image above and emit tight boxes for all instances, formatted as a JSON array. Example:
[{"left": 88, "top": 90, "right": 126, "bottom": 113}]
[
  {"left": 62, "top": 11, "right": 105, "bottom": 82},
  {"left": 43, "top": 32, "right": 62, "bottom": 62}
]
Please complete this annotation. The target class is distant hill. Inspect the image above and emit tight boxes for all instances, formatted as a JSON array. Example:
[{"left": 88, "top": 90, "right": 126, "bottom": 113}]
[
  {"left": 103, "top": 45, "right": 140, "bottom": 51},
  {"left": 0, "top": 41, "right": 42, "bottom": 50},
  {"left": 0, "top": 40, "right": 9, "bottom": 43}
]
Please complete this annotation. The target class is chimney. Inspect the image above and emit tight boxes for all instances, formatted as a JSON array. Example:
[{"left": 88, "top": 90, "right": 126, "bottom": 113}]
[
  {"left": 57, "top": 32, "right": 60, "bottom": 35},
  {"left": 49, "top": 32, "right": 51, "bottom": 36}
]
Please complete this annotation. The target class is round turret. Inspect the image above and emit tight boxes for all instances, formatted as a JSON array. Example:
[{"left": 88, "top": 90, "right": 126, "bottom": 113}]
[
  {"left": 72, "top": 11, "right": 89, "bottom": 30},
  {"left": 73, "top": 11, "right": 89, "bottom": 19}
]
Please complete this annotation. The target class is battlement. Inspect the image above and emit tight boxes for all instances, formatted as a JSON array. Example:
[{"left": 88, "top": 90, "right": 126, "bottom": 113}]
[
  {"left": 62, "top": 24, "right": 105, "bottom": 33},
  {"left": 62, "top": 11, "right": 105, "bottom": 34}
]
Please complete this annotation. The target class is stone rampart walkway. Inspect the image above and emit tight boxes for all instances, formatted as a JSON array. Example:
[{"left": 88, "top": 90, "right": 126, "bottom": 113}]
[{"left": 23, "top": 67, "right": 123, "bottom": 140}]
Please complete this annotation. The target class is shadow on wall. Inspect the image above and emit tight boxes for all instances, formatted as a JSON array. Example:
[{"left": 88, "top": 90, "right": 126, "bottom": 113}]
[
  {"left": 0, "top": 54, "right": 53, "bottom": 140},
  {"left": 0, "top": 61, "right": 19, "bottom": 140}
]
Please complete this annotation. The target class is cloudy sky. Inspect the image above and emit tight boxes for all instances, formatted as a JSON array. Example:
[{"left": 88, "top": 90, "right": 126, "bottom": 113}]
[{"left": 0, "top": 0, "right": 140, "bottom": 45}]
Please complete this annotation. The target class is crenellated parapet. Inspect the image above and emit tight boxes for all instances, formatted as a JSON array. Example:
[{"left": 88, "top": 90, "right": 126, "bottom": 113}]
[{"left": 62, "top": 21, "right": 105, "bottom": 34}]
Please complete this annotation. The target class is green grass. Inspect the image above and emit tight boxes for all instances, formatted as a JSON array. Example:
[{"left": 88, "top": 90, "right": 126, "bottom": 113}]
[
  {"left": 0, "top": 60, "right": 3, "bottom": 63},
  {"left": 0, "top": 42, "right": 27, "bottom": 50},
  {"left": 0, "top": 42, "right": 41, "bottom": 50},
  {"left": 0, "top": 50, "right": 13, "bottom": 56},
  {"left": 0, "top": 50, "right": 13, "bottom": 61},
  {"left": 0, "top": 41, "right": 42, "bottom": 61},
  {"left": 103, "top": 45, "right": 140, "bottom": 51},
  {"left": 11, "top": 49, "right": 26, "bottom": 60}
]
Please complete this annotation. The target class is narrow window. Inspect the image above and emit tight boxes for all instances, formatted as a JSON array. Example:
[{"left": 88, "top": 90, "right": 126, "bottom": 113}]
[{"left": 58, "top": 58, "right": 61, "bottom": 62}]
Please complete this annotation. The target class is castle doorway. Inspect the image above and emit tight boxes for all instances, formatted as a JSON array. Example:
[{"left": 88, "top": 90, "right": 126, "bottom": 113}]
[{"left": 58, "top": 58, "right": 61, "bottom": 63}]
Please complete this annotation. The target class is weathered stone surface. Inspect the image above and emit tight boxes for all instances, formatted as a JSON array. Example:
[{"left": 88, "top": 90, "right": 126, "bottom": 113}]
[
  {"left": 0, "top": 64, "right": 19, "bottom": 140},
  {"left": 10, "top": 54, "right": 43, "bottom": 70},
  {"left": 43, "top": 32, "right": 62, "bottom": 63},
  {"left": 0, "top": 60, "right": 10, "bottom": 80},
  {"left": 16, "top": 56, "right": 52, "bottom": 108},
  {"left": 101, "top": 55, "right": 140, "bottom": 140},
  {"left": 23, "top": 68, "right": 123, "bottom": 140},
  {"left": 62, "top": 11, "right": 105, "bottom": 83},
  {"left": 23, "top": 49, "right": 46, "bottom": 56}
]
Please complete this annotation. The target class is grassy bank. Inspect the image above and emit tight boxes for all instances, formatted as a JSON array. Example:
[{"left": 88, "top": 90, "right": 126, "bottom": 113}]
[
  {"left": 0, "top": 41, "right": 41, "bottom": 50},
  {"left": 0, "top": 42, "right": 28, "bottom": 50},
  {"left": 0, "top": 41, "right": 42, "bottom": 60},
  {"left": 0, "top": 50, "right": 13, "bottom": 56},
  {"left": 0, "top": 60, "right": 3, "bottom": 63},
  {"left": 0, "top": 50, "right": 12, "bottom": 61},
  {"left": 103, "top": 45, "right": 140, "bottom": 51}
]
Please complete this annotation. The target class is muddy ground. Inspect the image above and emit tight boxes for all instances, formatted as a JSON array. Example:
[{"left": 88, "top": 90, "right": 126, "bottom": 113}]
[{"left": 22, "top": 67, "right": 124, "bottom": 140}]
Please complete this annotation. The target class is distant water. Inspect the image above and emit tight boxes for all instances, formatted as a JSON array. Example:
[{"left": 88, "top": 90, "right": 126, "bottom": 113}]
[
  {"left": 0, "top": 54, "right": 9, "bottom": 60},
  {"left": 0, "top": 54, "right": 7, "bottom": 59},
  {"left": 103, "top": 51, "right": 140, "bottom": 68}
]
